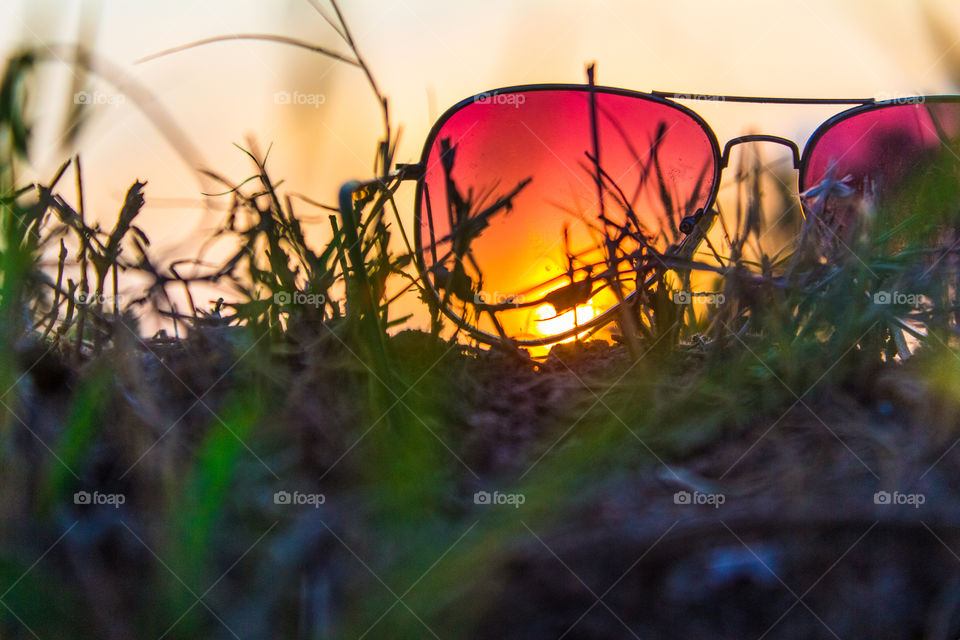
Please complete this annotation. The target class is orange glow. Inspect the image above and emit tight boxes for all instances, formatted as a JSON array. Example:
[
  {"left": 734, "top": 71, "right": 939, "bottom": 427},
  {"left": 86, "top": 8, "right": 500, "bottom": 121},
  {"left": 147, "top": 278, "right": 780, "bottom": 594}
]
[{"left": 534, "top": 302, "right": 597, "bottom": 342}]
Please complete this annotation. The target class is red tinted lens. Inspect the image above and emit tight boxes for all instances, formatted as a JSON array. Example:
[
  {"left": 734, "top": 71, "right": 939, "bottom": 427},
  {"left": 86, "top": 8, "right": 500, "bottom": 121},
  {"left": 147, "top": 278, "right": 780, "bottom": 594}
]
[
  {"left": 419, "top": 88, "right": 717, "bottom": 344},
  {"left": 803, "top": 100, "right": 960, "bottom": 234}
]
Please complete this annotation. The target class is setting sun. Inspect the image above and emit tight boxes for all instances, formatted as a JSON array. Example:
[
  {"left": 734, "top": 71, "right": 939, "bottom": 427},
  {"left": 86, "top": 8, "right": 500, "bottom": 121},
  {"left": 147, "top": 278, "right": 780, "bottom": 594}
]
[{"left": 534, "top": 302, "right": 597, "bottom": 341}]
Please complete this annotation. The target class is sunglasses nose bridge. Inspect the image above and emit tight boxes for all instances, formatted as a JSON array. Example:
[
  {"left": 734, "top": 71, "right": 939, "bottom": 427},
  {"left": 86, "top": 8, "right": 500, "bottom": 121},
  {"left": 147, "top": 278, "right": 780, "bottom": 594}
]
[{"left": 720, "top": 135, "right": 801, "bottom": 170}]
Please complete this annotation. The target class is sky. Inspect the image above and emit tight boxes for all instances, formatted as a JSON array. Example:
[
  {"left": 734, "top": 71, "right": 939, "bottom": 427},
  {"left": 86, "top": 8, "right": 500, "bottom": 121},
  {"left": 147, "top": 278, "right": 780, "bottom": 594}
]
[{"left": 1, "top": 0, "right": 959, "bottom": 332}]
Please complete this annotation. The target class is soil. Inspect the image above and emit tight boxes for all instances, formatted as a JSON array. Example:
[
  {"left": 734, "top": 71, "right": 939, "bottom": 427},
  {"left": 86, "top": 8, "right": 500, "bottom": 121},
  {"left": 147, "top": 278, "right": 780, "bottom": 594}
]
[{"left": 9, "top": 327, "right": 960, "bottom": 639}]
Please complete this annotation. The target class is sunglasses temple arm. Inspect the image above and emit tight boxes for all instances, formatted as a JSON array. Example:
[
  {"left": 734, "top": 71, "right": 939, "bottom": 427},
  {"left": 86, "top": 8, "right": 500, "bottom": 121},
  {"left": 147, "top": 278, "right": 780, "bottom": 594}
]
[
  {"left": 336, "top": 178, "right": 401, "bottom": 393},
  {"left": 336, "top": 159, "right": 427, "bottom": 299},
  {"left": 337, "top": 178, "right": 380, "bottom": 313},
  {"left": 336, "top": 161, "right": 424, "bottom": 208},
  {"left": 337, "top": 167, "right": 415, "bottom": 267}
]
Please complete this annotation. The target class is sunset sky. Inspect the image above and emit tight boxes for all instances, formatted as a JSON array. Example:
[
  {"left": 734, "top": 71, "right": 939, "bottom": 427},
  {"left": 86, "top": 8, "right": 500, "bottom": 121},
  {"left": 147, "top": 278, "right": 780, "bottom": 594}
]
[{"left": 1, "top": 0, "right": 959, "bottom": 335}]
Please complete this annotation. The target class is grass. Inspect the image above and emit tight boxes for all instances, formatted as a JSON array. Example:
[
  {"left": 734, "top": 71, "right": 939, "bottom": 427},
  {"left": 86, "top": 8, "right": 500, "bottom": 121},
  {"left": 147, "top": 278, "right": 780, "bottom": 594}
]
[{"left": 2, "top": 3, "right": 960, "bottom": 638}]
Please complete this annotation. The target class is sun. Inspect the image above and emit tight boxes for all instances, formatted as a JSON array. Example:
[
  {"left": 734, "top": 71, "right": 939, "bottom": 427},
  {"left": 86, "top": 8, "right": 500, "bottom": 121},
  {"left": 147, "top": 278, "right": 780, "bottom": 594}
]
[{"left": 534, "top": 302, "right": 597, "bottom": 342}]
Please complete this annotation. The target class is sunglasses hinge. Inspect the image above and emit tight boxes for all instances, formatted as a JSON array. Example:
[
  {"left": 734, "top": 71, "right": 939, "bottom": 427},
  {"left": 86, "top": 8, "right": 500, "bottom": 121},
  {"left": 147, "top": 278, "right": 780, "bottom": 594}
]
[
  {"left": 394, "top": 162, "right": 425, "bottom": 181},
  {"left": 679, "top": 208, "right": 705, "bottom": 235}
]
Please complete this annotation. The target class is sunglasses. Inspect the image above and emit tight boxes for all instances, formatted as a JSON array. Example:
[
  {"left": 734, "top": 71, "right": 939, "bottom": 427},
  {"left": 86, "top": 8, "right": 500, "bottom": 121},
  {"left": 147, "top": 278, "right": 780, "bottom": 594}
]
[{"left": 367, "top": 84, "right": 960, "bottom": 348}]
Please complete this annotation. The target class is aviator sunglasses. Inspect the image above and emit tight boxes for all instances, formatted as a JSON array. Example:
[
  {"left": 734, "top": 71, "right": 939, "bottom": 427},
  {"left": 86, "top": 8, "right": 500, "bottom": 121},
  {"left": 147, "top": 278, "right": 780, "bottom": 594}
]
[{"left": 344, "top": 82, "right": 960, "bottom": 347}]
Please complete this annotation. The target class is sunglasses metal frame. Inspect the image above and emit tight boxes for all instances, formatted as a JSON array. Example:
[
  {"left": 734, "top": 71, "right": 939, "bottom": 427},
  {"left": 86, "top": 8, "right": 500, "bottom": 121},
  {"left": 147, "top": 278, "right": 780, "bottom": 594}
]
[{"left": 377, "top": 85, "right": 960, "bottom": 347}]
